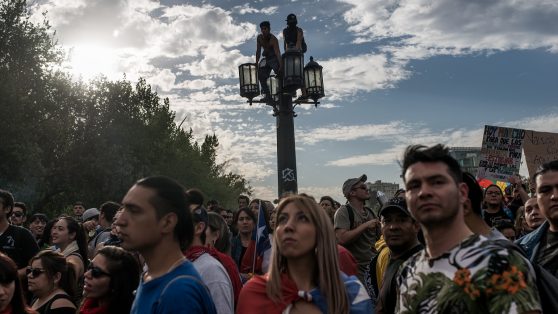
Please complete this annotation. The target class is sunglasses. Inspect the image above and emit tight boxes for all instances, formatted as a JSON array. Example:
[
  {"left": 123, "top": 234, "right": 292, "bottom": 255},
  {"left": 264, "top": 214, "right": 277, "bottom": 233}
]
[
  {"left": 12, "top": 212, "right": 24, "bottom": 218},
  {"left": 26, "top": 267, "right": 46, "bottom": 278},
  {"left": 87, "top": 264, "right": 111, "bottom": 278}
]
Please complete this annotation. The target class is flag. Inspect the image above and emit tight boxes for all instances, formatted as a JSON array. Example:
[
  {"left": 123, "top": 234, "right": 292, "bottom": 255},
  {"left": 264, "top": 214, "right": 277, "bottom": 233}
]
[{"left": 255, "top": 201, "right": 271, "bottom": 256}]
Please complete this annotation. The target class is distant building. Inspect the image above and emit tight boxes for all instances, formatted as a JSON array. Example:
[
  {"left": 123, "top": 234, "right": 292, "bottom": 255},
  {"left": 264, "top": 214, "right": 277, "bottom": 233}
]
[
  {"left": 367, "top": 180, "right": 400, "bottom": 198},
  {"left": 366, "top": 180, "right": 400, "bottom": 212},
  {"left": 449, "top": 147, "right": 481, "bottom": 176}
]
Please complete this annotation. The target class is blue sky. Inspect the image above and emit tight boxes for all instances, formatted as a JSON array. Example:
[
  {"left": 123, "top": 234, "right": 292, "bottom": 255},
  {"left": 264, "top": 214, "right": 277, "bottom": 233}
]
[{"left": 29, "top": 0, "right": 558, "bottom": 202}]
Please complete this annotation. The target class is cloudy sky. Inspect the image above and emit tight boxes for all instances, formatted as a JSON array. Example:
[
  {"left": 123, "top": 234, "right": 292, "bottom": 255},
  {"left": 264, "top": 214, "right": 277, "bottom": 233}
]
[{"left": 29, "top": 0, "right": 558, "bottom": 202}]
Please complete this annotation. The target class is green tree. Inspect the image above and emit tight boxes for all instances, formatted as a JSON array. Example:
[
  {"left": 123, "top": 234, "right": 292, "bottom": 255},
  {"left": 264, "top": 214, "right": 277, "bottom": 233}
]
[{"left": 0, "top": 0, "right": 251, "bottom": 216}]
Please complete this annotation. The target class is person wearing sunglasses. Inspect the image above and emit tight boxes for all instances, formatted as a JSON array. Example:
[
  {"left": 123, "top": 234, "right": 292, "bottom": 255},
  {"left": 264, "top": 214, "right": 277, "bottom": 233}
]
[
  {"left": 9, "top": 202, "right": 27, "bottom": 227},
  {"left": 79, "top": 246, "right": 140, "bottom": 314},
  {"left": 27, "top": 250, "right": 77, "bottom": 314}
]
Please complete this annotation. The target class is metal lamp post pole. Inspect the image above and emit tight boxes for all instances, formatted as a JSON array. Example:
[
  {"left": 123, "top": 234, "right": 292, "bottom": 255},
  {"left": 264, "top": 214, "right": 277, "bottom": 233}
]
[{"left": 276, "top": 92, "right": 298, "bottom": 197}]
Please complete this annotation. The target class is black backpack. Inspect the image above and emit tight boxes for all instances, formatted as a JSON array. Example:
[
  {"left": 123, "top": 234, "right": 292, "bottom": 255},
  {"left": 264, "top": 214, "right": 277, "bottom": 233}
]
[{"left": 494, "top": 239, "right": 558, "bottom": 312}]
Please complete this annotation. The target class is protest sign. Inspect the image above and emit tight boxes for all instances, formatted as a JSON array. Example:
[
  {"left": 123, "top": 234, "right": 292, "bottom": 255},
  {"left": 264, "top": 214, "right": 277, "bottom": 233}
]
[
  {"left": 523, "top": 130, "right": 558, "bottom": 179},
  {"left": 477, "top": 125, "right": 525, "bottom": 181}
]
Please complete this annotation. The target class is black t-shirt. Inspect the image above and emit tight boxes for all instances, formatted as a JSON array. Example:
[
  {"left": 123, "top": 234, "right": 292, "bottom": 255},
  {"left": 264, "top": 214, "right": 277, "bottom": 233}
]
[
  {"left": 536, "top": 230, "right": 558, "bottom": 277},
  {"left": 483, "top": 210, "right": 513, "bottom": 227},
  {"left": 0, "top": 225, "right": 40, "bottom": 268}
]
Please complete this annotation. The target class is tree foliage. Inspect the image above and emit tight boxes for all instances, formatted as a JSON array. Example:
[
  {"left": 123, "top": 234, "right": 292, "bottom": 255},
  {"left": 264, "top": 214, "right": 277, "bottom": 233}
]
[{"left": 0, "top": 0, "right": 250, "bottom": 216}]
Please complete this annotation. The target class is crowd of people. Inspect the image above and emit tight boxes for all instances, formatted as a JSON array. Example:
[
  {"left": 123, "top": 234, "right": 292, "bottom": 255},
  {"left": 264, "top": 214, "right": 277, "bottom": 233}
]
[{"left": 0, "top": 143, "right": 556, "bottom": 313}]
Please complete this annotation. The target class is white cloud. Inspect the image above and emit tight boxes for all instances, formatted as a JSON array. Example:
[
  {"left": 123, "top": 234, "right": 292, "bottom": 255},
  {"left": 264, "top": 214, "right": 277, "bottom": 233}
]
[
  {"left": 322, "top": 53, "right": 411, "bottom": 98},
  {"left": 232, "top": 4, "right": 279, "bottom": 15},
  {"left": 339, "top": 0, "right": 558, "bottom": 56},
  {"left": 148, "top": 68, "right": 176, "bottom": 92},
  {"left": 300, "top": 121, "right": 411, "bottom": 145},
  {"left": 175, "top": 79, "right": 216, "bottom": 90}
]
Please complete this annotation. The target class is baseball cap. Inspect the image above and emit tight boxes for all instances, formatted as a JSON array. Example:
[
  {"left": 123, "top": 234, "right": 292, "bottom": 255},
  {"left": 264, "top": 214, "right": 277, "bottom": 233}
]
[
  {"left": 286, "top": 13, "right": 297, "bottom": 23},
  {"left": 82, "top": 208, "right": 100, "bottom": 222},
  {"left": 30, "top": 213, "right": 48, "bottom": 223},
  {"left": 342, "top": 174, "right": 367, "bottom": 197},
  {"left": 379, "top": 197, "right": 412, "bottom": 218}
]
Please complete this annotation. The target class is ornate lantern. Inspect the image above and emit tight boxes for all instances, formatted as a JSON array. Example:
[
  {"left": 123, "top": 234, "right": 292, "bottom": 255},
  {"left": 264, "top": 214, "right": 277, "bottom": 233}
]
[
  {"left": 238, "top": 63, "right": 259, "bottom": 100},
  {"left": 282, "top": 50, "right": 304, "bottom": 92},
  {"left": 303, "top": 56, "right": 324, "bottom": 102}
]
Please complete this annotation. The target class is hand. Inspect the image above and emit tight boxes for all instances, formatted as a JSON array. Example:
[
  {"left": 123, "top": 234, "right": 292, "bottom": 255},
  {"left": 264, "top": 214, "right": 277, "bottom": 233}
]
[
  {"left": 82, "top": 220, "right": 97, "bottom": 232},
  {"left": 508, "top": 175, "right": 520, "bottom": 185},
  {"left": 368, "top": 219, "right": 379, "bottom": 229}
]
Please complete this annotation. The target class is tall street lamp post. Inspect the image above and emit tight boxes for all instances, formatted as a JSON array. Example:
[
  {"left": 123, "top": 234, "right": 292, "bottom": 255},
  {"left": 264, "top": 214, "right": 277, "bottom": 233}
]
[{"left": 238, "top": 52, "right": 324, "bottom": 198}]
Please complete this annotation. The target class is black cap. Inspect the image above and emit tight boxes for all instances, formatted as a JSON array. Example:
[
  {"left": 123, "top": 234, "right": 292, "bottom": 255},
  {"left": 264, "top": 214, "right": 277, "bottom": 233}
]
[
  {"left": 286, "top": 13, "right": 297, "bottom": 24},
  {"left": 379, "top": 197, "right": 412, "bottom": 218}
]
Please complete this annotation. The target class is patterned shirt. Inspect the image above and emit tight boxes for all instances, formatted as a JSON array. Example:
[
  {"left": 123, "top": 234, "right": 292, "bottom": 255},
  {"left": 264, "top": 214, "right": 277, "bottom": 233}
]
[{"left": 396, "top": 235, "right": 541, "bottom": 314}]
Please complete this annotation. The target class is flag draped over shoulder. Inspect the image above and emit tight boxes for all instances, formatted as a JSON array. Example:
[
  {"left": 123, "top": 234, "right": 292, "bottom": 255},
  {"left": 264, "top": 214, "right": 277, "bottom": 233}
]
[{"left": 241, "top": 201, "right": 271, "bottom": 274}]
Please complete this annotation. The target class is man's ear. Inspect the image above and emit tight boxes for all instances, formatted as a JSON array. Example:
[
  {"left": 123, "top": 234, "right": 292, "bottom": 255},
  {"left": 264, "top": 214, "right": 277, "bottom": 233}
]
[
  {"left": 458, "top": 182, "right": 469, "bottom": 207},
  {"left": 159, "top": 212, "right": 178, "bottom": 235}
]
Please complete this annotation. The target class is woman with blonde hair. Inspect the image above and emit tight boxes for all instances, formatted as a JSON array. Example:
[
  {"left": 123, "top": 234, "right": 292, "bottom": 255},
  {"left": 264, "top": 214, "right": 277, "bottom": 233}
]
[{"left": 237, "top": 195, "right": 373, "bottom": 314}]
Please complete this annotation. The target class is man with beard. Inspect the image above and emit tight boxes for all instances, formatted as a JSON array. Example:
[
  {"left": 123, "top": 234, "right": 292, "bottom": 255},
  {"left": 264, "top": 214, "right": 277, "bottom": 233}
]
[
  {"left": 396, "top": 144, "right": 540, "bottom": 313},
  {"left": 334, "top": 174, "right": 380, "bottom": 284},
  {"left": 28, "top": 213, "right": 48, "bottom": 247}
]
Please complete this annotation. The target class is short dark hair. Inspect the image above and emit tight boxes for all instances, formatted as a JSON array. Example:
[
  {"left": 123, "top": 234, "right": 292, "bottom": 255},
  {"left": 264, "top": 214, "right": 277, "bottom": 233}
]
[
  {"left": 73, "top": 201, "right": 84, "bottom": 207},
  {"left": 260, "top": 21, "right": 270, "bottom": 28},
  {"left": 233, "top": 207, "right": 256, "bottom": 226},
  {"left": 462, "top": 172, "right": 483, "bottom": 216},
  {"left": 401, "top": 144, "right": 463, "bottom": 184},
  {"left": 185, "top": 188, "right": 204, "bottom": 207},
  {"left": 533, "top": 160, "right": 558, "bottom": 182},
  {"left": 0, "top": 189, "right": 15, "bottom": 212},
  {"left": 100, "top": 201, "right": 121, "bottom": 223},
  {"left": 136, "top": 176, "right": 194, "bottom": 250},
  {"left": 238, "top": 195, "right": 250, "bottom": 204},
  {"left": 13, "top": 202, "right": 27, "bottom": 214}
]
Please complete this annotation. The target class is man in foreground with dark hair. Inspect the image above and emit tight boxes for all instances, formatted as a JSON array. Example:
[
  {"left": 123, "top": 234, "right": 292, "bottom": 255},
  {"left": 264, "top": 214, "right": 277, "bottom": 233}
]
[
  {"left": 116, "top": 176, "right": 216, "bottom": 314},
  {"left": 396, "top": 144, "right": 540, "bottom": 313}
]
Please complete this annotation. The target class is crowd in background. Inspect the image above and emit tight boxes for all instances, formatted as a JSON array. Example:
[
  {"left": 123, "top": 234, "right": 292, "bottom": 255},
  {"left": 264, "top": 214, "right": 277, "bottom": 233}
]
[{"left": 0, "top": 144, "right": 556, "bottom": 313}]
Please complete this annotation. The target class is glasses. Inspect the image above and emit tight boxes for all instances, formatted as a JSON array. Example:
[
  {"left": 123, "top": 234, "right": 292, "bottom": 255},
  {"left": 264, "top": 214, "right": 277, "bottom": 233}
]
[
  {"left": 12, "top": 212, "right": 24, "bottom": 218},
  {"left": 87, "top": 264, "right": 111, "bottom": 278},
  {"left": 26, "top": 267, "right": 46, "bottom": 278}
]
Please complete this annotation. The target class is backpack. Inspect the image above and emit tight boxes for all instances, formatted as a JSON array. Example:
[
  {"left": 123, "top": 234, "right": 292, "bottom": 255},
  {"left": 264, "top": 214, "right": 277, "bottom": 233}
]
[
  {"left": 345, "top": 203, "right": 376, "bottom": 230},
  {"left": 493, "top": 239, "right": 558, "bottom": 312}
]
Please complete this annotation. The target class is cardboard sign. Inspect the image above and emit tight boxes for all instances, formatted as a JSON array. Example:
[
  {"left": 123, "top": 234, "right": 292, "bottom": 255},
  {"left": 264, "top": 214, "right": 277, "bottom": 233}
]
[
  {"left": 523, "top": 130, "right": 558, "bottom": 179},
  {"left": 477, "top": 125, "right": 525, "bottom": 181}
]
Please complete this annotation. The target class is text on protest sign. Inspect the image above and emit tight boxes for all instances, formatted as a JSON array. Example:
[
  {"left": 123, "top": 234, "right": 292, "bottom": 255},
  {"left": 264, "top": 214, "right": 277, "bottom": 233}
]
[
  {"left": 523, "top": 130, "right": 558, "bottom": 179},
  {"left": 477, "top": 125, "right": 525, "bottom": 181}
]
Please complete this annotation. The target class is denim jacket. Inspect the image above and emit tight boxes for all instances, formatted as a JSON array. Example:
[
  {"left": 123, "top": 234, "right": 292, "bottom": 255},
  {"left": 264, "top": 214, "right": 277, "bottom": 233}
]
[{"left": 515, "top": 221, "right": 550, "bottom": 261}]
